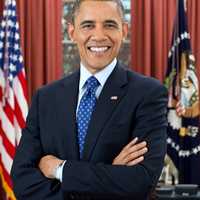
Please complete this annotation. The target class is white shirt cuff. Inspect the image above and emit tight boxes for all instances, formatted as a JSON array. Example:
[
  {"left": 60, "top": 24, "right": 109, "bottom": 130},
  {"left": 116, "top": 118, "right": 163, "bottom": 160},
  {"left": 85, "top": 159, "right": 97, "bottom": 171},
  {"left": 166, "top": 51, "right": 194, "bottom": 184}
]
[{"left": 55, "top": 160, "right": 66, "bottom": 182}]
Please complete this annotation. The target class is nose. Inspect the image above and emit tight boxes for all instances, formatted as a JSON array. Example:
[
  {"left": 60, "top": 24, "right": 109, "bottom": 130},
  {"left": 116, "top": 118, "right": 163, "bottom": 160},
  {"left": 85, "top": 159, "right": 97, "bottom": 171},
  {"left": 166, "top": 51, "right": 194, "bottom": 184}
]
[{"left": 91, "top": 24, "right": 107, "bottom": 42}]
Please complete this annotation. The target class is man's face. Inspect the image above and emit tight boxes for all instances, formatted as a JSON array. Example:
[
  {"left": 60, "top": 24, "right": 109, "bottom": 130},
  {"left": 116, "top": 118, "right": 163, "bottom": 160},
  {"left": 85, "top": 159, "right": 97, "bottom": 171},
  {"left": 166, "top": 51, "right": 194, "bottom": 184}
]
[{"left": 68, "top": 1, "right": 128, "bottom": 74}]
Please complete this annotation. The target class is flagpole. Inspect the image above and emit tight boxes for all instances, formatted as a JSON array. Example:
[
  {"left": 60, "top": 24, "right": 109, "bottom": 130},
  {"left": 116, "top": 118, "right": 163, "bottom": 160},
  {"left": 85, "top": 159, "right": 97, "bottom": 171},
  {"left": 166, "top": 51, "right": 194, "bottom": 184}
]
[{"left": 184, "top": 0, "right": 187, "bottom": 11}]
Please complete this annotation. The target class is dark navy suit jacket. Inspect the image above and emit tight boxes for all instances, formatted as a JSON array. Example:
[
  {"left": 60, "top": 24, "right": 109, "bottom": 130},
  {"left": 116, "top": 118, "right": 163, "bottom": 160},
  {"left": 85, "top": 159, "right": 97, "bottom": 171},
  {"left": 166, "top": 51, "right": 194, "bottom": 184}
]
[{"left": 11, "top": 63, "right": 168, "bottom": 200}]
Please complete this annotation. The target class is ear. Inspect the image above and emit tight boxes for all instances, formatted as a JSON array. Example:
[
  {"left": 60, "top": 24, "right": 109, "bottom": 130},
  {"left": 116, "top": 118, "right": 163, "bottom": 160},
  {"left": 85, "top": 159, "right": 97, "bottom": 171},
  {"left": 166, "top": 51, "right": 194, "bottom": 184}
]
[
  {"left": 67, "top": 23, "right": 76, "bottom": 42},
  {"left": 122, "top": 22, "right": 129, "bottom": 40}
]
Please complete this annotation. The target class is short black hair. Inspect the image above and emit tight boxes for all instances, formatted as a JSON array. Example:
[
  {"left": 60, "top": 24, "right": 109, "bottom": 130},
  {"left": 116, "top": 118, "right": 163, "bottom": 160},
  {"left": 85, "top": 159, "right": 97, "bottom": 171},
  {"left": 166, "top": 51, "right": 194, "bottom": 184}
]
[{"left": 69, "top": 0, "right": 125, "bottom": 24}]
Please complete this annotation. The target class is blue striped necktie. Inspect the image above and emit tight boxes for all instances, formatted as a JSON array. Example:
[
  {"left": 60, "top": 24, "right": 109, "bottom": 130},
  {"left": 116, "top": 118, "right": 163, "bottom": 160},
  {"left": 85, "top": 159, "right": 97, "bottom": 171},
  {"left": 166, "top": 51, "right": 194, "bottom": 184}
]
[{"left": 77, "top": 76, "right": 99, "bottom": 158}]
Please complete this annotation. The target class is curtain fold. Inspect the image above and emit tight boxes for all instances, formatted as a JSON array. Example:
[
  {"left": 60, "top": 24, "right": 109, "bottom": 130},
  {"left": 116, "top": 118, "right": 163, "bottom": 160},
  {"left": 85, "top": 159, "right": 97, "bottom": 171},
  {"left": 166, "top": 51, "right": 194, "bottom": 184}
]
[
  {"left": 187, "top": 0, "right": 200, "bottom": 84},
  {"left": 131, "top": 0, "right": 200, "bottom": 83},
  {"left": 17, "top": 0, "right": 63, "bottom": 103}
]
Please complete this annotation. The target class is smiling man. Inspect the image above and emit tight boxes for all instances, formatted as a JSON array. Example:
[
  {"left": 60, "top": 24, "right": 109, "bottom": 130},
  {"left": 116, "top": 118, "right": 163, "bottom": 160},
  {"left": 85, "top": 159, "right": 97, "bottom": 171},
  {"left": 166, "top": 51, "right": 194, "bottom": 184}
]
[
  {"left": 68, "top": 0, "right": 128, "bottom": 74},
  {"left": 11, "top": 0, "right": 168, "bottom": 200}
]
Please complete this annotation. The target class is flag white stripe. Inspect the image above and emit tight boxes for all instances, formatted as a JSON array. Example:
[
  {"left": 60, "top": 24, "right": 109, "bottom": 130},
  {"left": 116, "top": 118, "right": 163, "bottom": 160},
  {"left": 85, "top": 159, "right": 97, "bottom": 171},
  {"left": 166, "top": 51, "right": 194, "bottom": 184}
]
[
  {"left": 0, "top": 68, "right": 5, "bottom": 88},
  {"left": 0, "top": 105, "right": 15, "bottom": 146},
  {"left": 14, "top": 117, "right": 22, "bottom": 145},
  {"left": 13, "top": 76, "right": 28, "bottom": 120},
  {"left": 0, "top": 137, "right": 13, "bottom": 174}
]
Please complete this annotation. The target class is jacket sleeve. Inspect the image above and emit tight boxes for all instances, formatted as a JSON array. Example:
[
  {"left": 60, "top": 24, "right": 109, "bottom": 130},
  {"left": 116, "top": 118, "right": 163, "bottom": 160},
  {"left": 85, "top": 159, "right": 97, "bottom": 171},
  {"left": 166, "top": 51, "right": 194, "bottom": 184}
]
[
  {"left": 10, "top": 91, "right": 63, "bottom": 200},
  {"left": 61, "top": 84, "right": 168, "bottom": 199}
]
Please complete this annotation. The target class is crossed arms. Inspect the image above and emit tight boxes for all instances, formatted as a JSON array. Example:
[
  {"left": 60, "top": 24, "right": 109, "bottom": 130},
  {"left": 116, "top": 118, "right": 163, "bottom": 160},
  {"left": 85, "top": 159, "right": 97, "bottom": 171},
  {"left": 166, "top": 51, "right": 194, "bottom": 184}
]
[{"left": 11, "top": 83, "right": 168, "bottom": 200}]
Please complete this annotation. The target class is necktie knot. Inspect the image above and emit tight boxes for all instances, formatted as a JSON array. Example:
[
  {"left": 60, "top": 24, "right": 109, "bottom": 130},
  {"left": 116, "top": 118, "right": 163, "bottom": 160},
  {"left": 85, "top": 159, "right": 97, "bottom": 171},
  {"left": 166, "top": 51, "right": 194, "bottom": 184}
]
[{"left": 85, "top": 76, "right": 99, "bottom": 93}]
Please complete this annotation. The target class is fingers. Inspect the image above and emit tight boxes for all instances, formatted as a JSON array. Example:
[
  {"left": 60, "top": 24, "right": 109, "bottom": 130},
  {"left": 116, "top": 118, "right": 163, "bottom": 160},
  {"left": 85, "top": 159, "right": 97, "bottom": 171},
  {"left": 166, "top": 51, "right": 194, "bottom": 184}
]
[
  {"left": 112, "top": 138, "right": 148, "bottom": 166},
  {"left": 124, "top": 146, "right": 148, "bottom": 163},
  {"left": 123, "top": 140, "right": 147, "bottom": 156},
  {"left": 127, "top": 156, "right": 144, "bottom": 166},
  {"left": 123, "top": 137, "right": 138, "bottom": 150}
]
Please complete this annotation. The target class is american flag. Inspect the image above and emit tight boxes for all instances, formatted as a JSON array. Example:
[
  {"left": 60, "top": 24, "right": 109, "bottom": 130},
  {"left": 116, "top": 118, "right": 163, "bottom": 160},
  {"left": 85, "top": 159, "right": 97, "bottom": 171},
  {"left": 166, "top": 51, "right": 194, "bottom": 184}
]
[
  {"left": 164, "top": 0, "right": 200, "bottom": 184},
  {"left": 0, "top": 0, "right": 28, "bottom": 199}
]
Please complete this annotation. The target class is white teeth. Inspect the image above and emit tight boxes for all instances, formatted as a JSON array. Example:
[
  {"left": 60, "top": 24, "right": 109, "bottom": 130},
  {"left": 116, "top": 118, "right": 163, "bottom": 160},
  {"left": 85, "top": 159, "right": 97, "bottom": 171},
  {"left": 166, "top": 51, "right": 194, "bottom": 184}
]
[{"left": 90, "top": 47, "right": 109, "bottom": 52}]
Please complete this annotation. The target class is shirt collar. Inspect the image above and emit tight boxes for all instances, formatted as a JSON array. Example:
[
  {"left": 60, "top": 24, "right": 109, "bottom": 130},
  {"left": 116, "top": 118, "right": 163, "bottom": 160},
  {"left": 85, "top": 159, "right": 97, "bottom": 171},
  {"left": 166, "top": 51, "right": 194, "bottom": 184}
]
[{"left": 79, "top": 58, "right": 117, "bottom": 90}]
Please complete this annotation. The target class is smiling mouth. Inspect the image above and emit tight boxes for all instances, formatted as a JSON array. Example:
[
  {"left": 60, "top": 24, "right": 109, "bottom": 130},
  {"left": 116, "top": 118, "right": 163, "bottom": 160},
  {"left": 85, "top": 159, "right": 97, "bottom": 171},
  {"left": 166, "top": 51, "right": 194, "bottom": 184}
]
[{"left": 87, "top": 46, "right": 111, "bottom": 53}]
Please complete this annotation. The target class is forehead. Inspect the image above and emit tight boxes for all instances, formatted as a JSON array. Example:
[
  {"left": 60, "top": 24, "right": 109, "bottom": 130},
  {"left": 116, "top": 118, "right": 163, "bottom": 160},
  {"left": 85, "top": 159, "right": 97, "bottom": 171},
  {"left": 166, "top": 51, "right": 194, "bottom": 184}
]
[{"left": 74, "top": 1, "right": 122, "bottom": 23}]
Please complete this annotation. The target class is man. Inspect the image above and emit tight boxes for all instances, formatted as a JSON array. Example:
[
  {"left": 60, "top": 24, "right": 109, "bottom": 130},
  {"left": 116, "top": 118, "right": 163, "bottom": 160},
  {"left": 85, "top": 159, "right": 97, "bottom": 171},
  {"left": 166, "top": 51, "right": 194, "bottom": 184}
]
[{"left": 11, "top": 0, "right": 168, "bottom": 199}]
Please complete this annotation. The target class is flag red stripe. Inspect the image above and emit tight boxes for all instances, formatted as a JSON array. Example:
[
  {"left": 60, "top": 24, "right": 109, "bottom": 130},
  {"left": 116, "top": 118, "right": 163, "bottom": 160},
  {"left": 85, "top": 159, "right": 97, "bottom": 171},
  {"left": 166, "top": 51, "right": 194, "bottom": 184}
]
[
  {"left": 17, "top": 71, "right": 28, "bottom": 102},
  {"left": 4, "top": 102, "right": 14, "bottom": 124},
  {"left": 14, "top": 96, "right": 25, "bottom": 128},
  {"left": 0, "top": 126, "right": 16, "bottom": 159},
  {"left": 0, "top": 87, "right": 3, "bottom": 101}
]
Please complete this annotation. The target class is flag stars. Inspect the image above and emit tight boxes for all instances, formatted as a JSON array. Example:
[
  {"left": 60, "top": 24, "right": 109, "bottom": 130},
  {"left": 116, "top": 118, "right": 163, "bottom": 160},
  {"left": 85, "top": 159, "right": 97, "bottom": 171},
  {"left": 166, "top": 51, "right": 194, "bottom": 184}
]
[
  {"left": 185, "top": 151, "right": 190, "bottom": 157},
  {"left": 7, "top": 20, "right": 13, "bottom": 27},
  {"left": 1, "top": 20, "right": 6, "bottom": 28},
  {"left": 19, "top": 55, "right": 23, "bottom": 63},
  {"left": 12, "top": 0, "right": 16, "bottom": 6},
  {"left": 9, "top": 63, "right": 16, "bottom": 72},
  {"left": 15, "top": 33, "right": 19, "bottom": 40},
  {"left": 6, "top": 42, "right": 10, "bottom": 48},
  {"left": 193, "top": 148, "right": 198, "bottom": 155},
  {"left": 8, "top": 73, "right": 13, "bottom": 81},
  {"left": 14, "top": 44, "right": 19, "bottom": 50},
  {"left": 176, "top": 37, "right": 181, "bottom": 44},
  {"left": 168, "top": 32, "right": 191, "bottom": 58},
  {"left": 181, "top": 31, "right": 190, "bottom": 40},
  {"left": 15, "top": 23, "right": 19, "bottom": 30},
  {"left": 175, "top": 146, "right": 180, "bottom": 151},
  {"left": 7, "top": 10, "right": 12, "bottom": 16},
  {"left": 6, "top": 32, "right": 11, "bottom": 38},
  {"left": 168, "top": 137, "right": 200, "bottom": 157},
  {"left": 6, "top": 0, "right": 12, "bottom": 5},
  {"left": 12, "top": 55, "right": 18, "bottom": 61},
  {"left": 12, "top": 11, "right": 16, "bottom": 17},
  {"left": 0, "top": 41, "right": 4, "bottom": 48},
  {"left": 3, "top": 10, "right": 7, "bottom": 17},
  {"left": 0, "top": 31, "right": 5, "bottom": 39},
  {"left": 189, "top": 54, "right": 195, "bottom": 61}
]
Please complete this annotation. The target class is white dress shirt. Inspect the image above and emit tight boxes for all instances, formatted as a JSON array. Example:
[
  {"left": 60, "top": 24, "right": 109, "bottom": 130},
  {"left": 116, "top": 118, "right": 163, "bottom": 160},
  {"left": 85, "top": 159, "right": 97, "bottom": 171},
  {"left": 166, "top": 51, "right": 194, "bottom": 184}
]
[
  {"left": 76, "top": 58, "right": 117, "bottom": 113},
  {"left": 55, "top": 58, "right": 117, "bottom": 182}
]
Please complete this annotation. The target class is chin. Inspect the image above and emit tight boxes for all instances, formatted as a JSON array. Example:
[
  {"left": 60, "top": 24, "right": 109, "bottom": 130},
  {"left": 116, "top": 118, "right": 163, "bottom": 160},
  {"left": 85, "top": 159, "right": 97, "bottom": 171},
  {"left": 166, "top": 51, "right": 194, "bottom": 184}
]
[{"left": 93, "top": 64, "right": 109, "bottom": 70}]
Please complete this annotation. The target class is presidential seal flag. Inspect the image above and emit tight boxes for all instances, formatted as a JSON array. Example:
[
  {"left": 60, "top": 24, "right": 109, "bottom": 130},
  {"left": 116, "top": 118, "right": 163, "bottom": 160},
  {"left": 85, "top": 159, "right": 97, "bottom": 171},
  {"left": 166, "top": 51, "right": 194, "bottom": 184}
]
[
  {"left": 0, "top": 0, "right": 28, "bottom": 199},
  {"left": 164, "top": 0, "right": 200, "bottom": 184}
]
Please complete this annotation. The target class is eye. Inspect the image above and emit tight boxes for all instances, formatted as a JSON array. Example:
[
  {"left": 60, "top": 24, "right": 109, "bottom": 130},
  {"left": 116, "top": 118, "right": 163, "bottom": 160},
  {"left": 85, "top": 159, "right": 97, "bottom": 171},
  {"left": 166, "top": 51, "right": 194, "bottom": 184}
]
[
  {"left": 81, "top": 24, "right": 94, "bottom": 29},
  {"left": 104, "top": 23, "right": 118, "bottom": 29}
]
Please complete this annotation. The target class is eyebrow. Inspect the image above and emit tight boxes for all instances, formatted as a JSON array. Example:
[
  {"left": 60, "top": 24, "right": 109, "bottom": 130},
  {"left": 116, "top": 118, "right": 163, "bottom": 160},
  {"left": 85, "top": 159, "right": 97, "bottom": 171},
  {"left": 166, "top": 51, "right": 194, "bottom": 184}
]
[
  {"left": 80, "top": 19, "right": 119, "bottom": 26},
  {"left": 80, "top": 20, "right": 95, "bottom": 26},
  {"left": 104, "top": 20, "right": 119, "bottom": 25}
]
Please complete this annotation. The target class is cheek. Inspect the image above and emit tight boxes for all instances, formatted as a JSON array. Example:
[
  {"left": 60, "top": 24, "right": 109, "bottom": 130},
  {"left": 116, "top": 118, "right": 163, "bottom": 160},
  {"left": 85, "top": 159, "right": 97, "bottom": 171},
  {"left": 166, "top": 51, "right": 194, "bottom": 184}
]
[
  {"left": 109, "top": 34, "right": 123, "bottom": 46},
  {"left": 74, "top": 32, "right": 88, "bottom": 45},
  {"left": 112, "top": 38, "right": 123, "bottom": 50}
]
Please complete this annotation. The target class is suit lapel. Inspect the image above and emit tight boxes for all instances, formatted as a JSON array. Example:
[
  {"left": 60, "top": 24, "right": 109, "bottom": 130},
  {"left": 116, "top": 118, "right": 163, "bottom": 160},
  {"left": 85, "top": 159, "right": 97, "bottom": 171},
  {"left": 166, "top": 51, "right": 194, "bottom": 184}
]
[
  {"left": 82, "top": 64, "right": 128, "bottom": 160},
  {"left": 57, "top": 71, "right": 80, "bottom": 160}
]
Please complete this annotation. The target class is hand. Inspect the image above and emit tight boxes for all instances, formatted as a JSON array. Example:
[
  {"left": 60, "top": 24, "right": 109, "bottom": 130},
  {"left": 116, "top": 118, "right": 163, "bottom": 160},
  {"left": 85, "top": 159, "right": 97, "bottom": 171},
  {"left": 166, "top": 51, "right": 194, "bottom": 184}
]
[
  {"left": 176, "top": 101, "right": 185, "bottom": 116},
  {"left": 112, "top": 138, "right": 147, "bottom": 166},
  {"left": 38, "top": 155, "right": 64, "bottom": 179}
]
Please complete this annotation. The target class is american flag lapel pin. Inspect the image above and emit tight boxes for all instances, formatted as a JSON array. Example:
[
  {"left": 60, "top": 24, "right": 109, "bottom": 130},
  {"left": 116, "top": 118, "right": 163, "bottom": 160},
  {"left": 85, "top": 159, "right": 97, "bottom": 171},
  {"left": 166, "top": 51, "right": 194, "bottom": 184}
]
[{"left": 110, "top": 96, "right": 118, "bottom": 100}]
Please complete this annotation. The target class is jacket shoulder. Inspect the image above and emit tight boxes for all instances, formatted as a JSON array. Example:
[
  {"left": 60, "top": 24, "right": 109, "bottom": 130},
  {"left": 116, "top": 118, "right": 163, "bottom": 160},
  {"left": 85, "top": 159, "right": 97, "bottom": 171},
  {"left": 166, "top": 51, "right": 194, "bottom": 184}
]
[
  {"left": 116, "top": 63, "right": 167, "bottom": 97},
  {"left": 35, "top": 70, "right": 79, "bottom": 96},
  {"left": 125, "top": 68, "right": 166, "bottom": 92}
]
